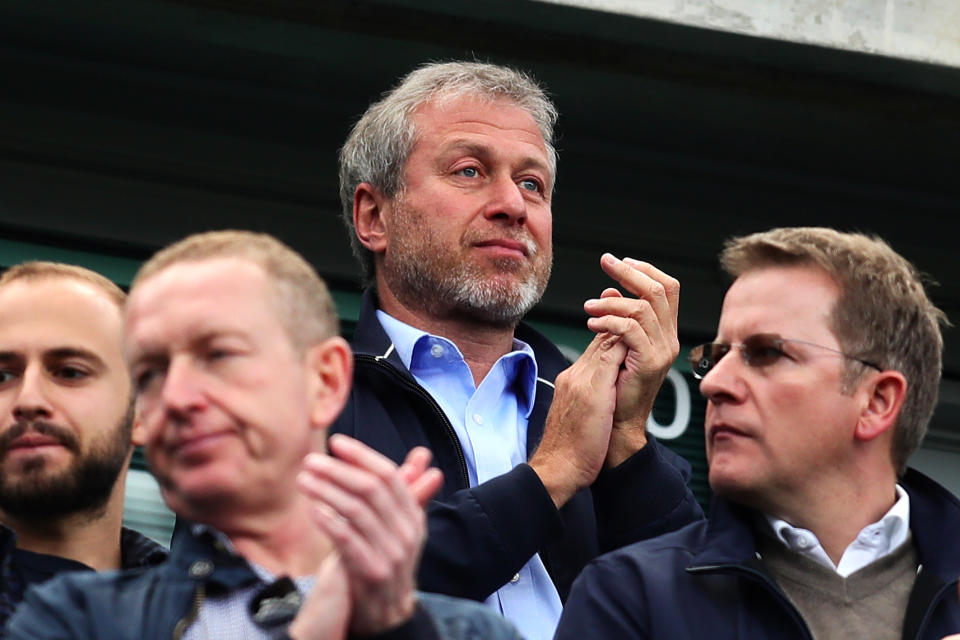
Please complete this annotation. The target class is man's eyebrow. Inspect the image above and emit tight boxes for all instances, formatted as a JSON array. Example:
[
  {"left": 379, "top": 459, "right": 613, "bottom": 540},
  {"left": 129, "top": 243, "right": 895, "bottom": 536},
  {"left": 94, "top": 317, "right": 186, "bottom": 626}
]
[
  {"left": 0, "top": 351, "right": 21, "bottom": 363},
  {"left": 441, "top": 140, "right": 493, "bottom": 158},
  {"left": 127, "top": 349, "right": 166, "bottom": 370},
  {"left": 45, "top": 347, "right": 106, "bottom": 367},
  {"left": 129, "top": 328, "right": 249, "bottom": 362},
  {"left": 442, "top": 140, "right": 552, "bottom": 175}
]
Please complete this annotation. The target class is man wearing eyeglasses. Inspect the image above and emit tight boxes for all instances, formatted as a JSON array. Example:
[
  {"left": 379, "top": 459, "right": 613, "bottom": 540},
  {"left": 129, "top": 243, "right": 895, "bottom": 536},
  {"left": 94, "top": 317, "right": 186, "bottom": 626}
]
[{"left": 555, "top": 227, "right": 960, "bottom": 640}]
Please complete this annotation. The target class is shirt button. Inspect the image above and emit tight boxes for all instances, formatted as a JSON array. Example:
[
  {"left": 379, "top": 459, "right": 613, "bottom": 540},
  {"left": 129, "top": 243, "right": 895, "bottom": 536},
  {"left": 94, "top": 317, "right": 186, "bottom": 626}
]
[
  {"left": 796, "top": 536, "right": 813, "bottom": 550},
  {"left": 430, "top": 344, "right": 445, "bottom": 358},
  {"left": 189, "top": 559, "right": 214, "bottom": 579},
  {"left": 473, "top": 414, "right": 484, "bottom": 425},
  {"left": 510, "top": 573, "right": 520, "bottom": 583}
]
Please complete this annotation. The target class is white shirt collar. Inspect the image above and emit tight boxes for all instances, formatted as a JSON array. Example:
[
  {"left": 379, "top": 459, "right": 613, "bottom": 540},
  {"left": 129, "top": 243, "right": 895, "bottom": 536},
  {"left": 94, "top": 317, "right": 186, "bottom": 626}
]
[{"left": 764, "top": 484, "right": 910, "bottom": 578}]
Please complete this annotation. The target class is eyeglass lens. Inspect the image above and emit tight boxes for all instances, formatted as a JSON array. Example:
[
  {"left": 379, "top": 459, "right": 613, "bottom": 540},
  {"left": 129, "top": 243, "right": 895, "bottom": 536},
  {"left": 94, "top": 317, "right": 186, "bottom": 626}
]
[{"left": 688, "top": 334, "right": 786, "bottom": 379}]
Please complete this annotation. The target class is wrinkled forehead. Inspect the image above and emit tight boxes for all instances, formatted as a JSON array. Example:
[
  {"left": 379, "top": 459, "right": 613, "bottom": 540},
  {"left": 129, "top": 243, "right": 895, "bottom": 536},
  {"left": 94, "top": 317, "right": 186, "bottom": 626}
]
[{"left": 410, "top": 93, "right": 554, "bottom": 171}]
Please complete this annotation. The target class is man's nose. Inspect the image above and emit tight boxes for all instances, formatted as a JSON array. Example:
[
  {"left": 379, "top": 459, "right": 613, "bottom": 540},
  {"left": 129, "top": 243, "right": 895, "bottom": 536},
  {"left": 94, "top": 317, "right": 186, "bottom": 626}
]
[
  {"left": 482, "top": 174, "right": 527, "bottom": 224},
  {"left": 698, "top": 347, "right": 745, "bottom": 404},
  {"left": 159, "top": 357, "right": 208, "bottom": 417},
  {"left": 12, "top": 366, "right": 54, "bottom": 422}
]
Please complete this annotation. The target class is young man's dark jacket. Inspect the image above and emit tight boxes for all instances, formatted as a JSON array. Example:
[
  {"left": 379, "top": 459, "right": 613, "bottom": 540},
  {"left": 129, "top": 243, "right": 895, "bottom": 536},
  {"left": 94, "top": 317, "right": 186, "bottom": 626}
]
[
  {"left": 0, "top": 523, "right": 167, "bottom": 636},
  {"left": 6, "top": 525, "right": 521, "bottom": 640},
  {"left": 330, "top": 290, "right": 704, "bottom": 602},
  {"left": 555, "top": 468, "right": 960, "bottom": 639}
]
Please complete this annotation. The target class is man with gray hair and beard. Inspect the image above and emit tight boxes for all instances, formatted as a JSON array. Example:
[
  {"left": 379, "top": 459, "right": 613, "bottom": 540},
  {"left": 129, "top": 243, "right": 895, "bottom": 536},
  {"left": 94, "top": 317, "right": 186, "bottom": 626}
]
[
  {"left": 333, "top": 60, "right": 702, "bottom": 639},
  {"left": 0, "top": 262, "right": 166, "bottom": 635}
]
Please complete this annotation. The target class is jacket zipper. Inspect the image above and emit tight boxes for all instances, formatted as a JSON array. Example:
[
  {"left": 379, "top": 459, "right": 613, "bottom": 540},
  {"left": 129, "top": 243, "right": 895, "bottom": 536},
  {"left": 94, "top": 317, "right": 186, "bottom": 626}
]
[
  {"left": 687, "top": 563, "right": 814, "bottom": 640},
  {"left": 355, "top": 354, "right": 470, "bottom": 488},
  {"left": 172, "top": 583, "right": 206, "bottom": 640}
]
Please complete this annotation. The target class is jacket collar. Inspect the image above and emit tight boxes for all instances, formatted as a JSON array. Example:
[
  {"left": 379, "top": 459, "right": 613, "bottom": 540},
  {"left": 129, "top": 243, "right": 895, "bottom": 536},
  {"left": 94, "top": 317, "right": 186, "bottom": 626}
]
[
  {"left": 1, "top": 523, "right": 166, "bottom": 571},
  {"left": 352, "top": 288, "right": 571, "bottom": 384},
  {"left": 163, "top": 523, "right": 260, "bottom": 592},
  {"left": 902, "top": 467, "right": 960, "bottom": 579},
  {"left": 351, "top": 288, "right": 572, "bottom": 453},
  {"left": 352, "top": 289, "right": 402, "bottom": 362},
  {"left": 688, "top": 468, "right": 960, "bottom": 578},
  {"left": 119, "top": 527, "right": 169, "bottom": 569},
  {"left": 688, "top": 498, "right": 763, "bottom": 570}
]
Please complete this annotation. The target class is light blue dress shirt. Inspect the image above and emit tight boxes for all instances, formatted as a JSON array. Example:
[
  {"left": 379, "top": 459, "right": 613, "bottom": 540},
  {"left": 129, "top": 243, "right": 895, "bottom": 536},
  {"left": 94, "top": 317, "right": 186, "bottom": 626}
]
[{"left": 377, "top": 311, "right": 563, "bottom": 640}]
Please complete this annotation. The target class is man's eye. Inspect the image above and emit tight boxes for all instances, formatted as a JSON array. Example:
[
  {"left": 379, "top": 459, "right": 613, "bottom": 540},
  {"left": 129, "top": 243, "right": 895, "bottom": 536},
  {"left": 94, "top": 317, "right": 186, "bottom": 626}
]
[
  {"left": 519, "top": 178, "right": 543, "bottom": 193},
  {"left": 134, "top": 369, "right": 159, "bottom": 392},
  {"left": 457, "top": 167, "right": 479, "bottom": 178},
  {"left": 207, "top": 349, "right": 235, "bottom": 362},
  {"left": 747, "top": 347, "right": 786, "bottom": 365},
  {"left": 0, "top": 370, "right": 17, "bottom": 385},
  {"left": 56, "top": 366, "right": 89, "bottom": 381}
]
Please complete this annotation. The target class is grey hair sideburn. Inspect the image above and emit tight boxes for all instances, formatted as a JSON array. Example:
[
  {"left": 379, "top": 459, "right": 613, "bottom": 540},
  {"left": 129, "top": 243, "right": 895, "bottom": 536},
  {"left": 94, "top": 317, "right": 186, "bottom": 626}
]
[{"left": 338, "top": 61, "right": 559, "bottom": 284}]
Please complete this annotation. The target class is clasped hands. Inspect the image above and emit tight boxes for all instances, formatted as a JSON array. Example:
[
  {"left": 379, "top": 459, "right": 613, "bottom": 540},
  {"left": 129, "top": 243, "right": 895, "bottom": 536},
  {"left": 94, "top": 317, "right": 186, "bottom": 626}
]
[
  {"left": 289, "top": 435, "right": 443, "bottom": 639},
  {"left": 530, "top": 253, "right": 680, "bottom": 508}
]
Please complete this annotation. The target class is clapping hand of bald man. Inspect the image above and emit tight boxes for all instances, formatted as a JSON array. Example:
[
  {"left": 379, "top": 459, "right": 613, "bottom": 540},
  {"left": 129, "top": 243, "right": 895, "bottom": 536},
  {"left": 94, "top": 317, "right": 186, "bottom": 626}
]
[{"left": 290, "top": 436, "right": 444, "bottom": 639}]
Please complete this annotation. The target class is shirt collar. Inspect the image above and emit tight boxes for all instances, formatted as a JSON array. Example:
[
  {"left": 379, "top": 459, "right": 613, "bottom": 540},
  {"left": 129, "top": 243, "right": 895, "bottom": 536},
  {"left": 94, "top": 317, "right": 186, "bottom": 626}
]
[
  {"left": 765, "top": 484, "right": 910, "bottom": 573},
  {"left": 190, "top": 523, "right": 240, "bottom": 555},
  {"left": 376, "top": 310, "right": 539, "bottom": 417}
]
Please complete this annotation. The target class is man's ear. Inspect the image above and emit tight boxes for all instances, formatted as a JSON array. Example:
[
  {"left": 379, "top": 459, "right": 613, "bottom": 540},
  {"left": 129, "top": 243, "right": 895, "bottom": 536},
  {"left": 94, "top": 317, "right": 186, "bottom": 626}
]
[
  {"left": 305, "top": 336, "right": 354, "bottom": 432},
  {"left": 854, "top": 370, "right": 907, "bottom": 442},
  {"left": 354, "top": 182, "right": 390, "bottom": 254},
  {"left": 131, "top": 405, "right": 147, "bottom": 447}
]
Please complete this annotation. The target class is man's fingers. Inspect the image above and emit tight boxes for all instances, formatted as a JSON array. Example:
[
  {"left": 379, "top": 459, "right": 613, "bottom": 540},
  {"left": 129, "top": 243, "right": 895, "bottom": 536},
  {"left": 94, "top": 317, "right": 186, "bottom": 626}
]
[
  {"left": 623, "top": 257, "right": 679, "bottom": 324},
  {"left": 584, "top": 297, "right": 664, "bottom": 344},
  {"left": 310, "top": 502, "right": 393, "bottom": 583},
  {"left": 586, "top": 304, "right": 666, "bottom": 355},
  {"left": 298, "top": 470, "right": 415, "bottom": 570},
  {"left": 325, "top": 436, "right": 425, "bottom": 518},
  {"left": 579, "top": 330, "right": 622, "bottom": 358},
  {"left": 598, "top": 253, "right": 679, "bottom": 329},
  {"left": 328, "top": 434, "right": 402, "bottom": 478},
  {"left": 398, "top": 446, "right": 433, "bottom": 485},
  {"left": 288, "top": 551, "right": 351, "bottom": 640},
  {"left": 408, "top": 467, "right": 444, "bottom": 506},
  {"left": 299, "top": 457, "right": 420, "bottom": 547}
]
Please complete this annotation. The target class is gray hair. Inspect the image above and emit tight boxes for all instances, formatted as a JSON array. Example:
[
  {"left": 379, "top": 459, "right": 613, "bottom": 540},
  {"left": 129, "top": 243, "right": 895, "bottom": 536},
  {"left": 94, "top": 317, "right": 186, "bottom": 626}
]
[{"left": 338, "top": 61, "right": 559, "bottom": 284}]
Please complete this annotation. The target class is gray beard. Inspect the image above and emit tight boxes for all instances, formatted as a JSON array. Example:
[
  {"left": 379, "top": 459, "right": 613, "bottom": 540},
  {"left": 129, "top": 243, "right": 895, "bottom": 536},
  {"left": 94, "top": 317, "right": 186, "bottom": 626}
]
[
  {"left": 382, "top": 193, "right": 553, "bottom": 327},
  {"left": 388, "top": 244, "right": 550, "bottom": 328}
]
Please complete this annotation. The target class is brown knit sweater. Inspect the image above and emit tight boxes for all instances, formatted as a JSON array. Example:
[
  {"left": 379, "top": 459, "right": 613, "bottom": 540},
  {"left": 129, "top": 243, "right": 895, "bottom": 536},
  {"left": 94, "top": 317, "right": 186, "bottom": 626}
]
[{"left": 757, "top": 532, "right": 918, "bottom": 640}]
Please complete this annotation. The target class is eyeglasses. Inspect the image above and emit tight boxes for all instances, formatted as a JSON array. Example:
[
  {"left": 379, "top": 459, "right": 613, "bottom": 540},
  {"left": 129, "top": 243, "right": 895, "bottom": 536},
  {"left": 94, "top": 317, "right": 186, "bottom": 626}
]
[{"left": 687, "top": 333, "right": 882, "bottom": 380}]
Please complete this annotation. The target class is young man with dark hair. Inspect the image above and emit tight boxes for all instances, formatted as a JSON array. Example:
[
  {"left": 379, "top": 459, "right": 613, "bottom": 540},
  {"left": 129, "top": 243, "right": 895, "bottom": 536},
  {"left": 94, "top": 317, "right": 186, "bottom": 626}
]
[{"left": 0, "top": 262, "right": 166, "bottom": 634}]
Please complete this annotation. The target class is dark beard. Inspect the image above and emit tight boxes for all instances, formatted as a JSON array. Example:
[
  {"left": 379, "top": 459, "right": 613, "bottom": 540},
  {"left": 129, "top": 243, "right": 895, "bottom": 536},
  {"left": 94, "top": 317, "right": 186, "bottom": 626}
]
[{"left": 0, "top": 406, "right": 133, "bottom": 520}]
